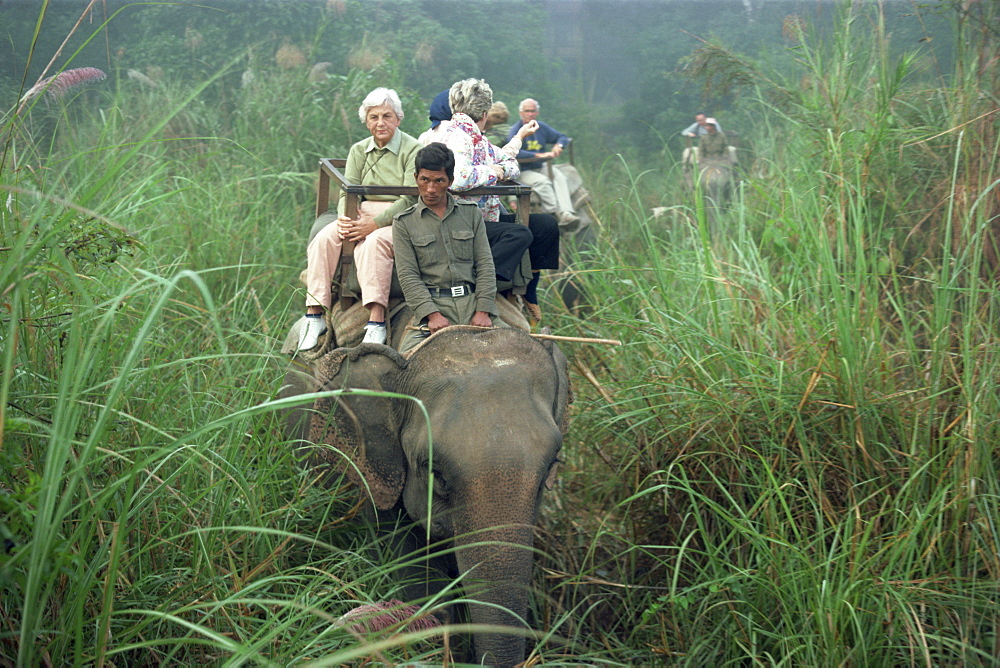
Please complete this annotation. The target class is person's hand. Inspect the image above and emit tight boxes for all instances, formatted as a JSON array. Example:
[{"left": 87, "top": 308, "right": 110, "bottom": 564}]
[
  {"left": 336, "top": 215, "right": 353, "bottom": 240},
  {"left": 683, "top": 132, "right": 696, "bottom": 138},
  {"left": 552, "top": 143, "right": 564, "bottom": 158},
  {"left": 470, "top": 311, "right": 493, "bottom": 328},
  {"left": 426, "top": 312, "right": 450, "bottom": 334},
  {"left": 491, "top": 164, "right": 506, "bottom": 181},
  {"left": 339, "top": 214, "right": 378, "bottom": 242},
  {"left": 354, "top": 214, "right": 378, "bottom": 240},
  {"left": 516, "top": 120, "right": 539, "bottom": 140}
]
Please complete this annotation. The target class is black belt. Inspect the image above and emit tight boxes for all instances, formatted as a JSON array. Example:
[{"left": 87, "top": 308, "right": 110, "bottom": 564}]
[{"left": 428, "top": 284, "right": 475, "bottom": 298}]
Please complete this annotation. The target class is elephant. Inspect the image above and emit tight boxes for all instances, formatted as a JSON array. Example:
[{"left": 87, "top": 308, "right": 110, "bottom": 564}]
[
  {"left": 696, "top": 158, "right": 733, "bottom": 205},
  {"left": 280, "top": 323, "right": 571, "bottom": 667},
  {"left": 684, "top": 152, "right": 733, "bottom": 199},
  {"left": 682, "top": 146, "right": 737, "bottom": 232}
]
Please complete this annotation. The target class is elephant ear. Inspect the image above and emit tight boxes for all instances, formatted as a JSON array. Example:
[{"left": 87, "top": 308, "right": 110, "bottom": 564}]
[
  {"left": 307, "top": 344, "right": 409, "bottom": 510},
  {"left": 539, "top": 329, "right": 572, "bottom": 435}
]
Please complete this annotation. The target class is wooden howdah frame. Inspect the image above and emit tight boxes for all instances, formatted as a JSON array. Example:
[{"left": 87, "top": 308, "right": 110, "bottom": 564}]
[{"left": 315, "top": 158, "right": 536, "bottom": 308}]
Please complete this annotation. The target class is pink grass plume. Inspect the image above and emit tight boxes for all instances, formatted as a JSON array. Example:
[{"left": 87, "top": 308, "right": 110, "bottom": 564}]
[
  {"left": 335, "top": 599, "right": 442, "bottom": 635},
  {"left": 20, "top": 67, "right": 107, "bottom": 104}
]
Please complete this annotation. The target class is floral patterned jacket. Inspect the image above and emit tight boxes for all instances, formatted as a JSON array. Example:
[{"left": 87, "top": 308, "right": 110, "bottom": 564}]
[{"left": 442, "top": 112, "right": 521, "bottom": 222}]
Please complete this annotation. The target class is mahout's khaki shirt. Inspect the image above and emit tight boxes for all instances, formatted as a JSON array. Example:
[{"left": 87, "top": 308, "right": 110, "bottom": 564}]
[{"left": 392, "top": 193, "right": 497, "bottom": 326}]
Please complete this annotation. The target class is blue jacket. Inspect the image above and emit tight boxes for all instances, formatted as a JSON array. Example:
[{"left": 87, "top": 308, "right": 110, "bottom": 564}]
[{"left": 507, "top": 120, "right": 569, "bottom": 172}]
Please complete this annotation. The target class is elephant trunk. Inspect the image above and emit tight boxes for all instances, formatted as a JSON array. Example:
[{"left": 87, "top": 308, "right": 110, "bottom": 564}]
[
  {"left": 455, "top": 525, "right": 535, "bottom": 667},
  {"left": 453, "top": 474, "right": 540, "bottom": 667}
]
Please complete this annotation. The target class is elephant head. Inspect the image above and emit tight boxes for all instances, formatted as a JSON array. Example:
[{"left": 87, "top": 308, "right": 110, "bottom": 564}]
[{"left": 282, "top": 326, "right": 571, "bottom": 666}]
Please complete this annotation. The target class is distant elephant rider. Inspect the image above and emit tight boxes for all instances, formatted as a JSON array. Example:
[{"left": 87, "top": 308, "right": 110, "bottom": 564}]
[
  {"left": 506, "top": 98, "right": 581, "bottom": 233},
  {"left": 298, "top": 87, "right": 422, "bottom": 350},
  {"left": 698, "top": 118, "right": 730, "bottom": 162},
  {"left": 437, "top": 79, "right": 561, "bottom": 323},
  {"left": 682, "top": 111, "right": 722, "bottom": 138}
]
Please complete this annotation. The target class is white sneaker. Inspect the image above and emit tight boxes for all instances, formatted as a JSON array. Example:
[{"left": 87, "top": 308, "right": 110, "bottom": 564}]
[
  {"left": 297, "top": 316, "right": 327, "bottom": 351},
  {"left": 362, "top": 323, "right": 387, "bottom": 345}
]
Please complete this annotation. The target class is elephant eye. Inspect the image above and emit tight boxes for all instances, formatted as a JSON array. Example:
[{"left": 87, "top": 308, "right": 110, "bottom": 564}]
[{"left": 432, "top": 469, "right": 450, "bottom": 498}]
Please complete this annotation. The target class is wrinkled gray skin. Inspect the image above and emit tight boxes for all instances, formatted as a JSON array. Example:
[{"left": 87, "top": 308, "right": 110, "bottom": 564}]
[{"left": 281, "top": 324, "right": 570, "bottom": 667}]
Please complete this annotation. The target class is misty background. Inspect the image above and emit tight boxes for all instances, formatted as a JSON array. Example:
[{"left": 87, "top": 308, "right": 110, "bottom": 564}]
[
  {"left": 0, "top": 0, "right": 951, "bottom": 166},
  {"left": 2, "top": 3, "right": 997, "bottom": 664}
]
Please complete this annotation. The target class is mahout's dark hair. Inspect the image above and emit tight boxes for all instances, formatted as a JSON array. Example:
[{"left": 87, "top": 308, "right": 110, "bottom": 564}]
[{"left": 415, "top": 142, "right": 455, "bottom": 181}]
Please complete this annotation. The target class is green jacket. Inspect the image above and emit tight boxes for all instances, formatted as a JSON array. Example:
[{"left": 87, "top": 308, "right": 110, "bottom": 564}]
[{"left": 392, "top": 194, "right": 497, "bottom": 324}]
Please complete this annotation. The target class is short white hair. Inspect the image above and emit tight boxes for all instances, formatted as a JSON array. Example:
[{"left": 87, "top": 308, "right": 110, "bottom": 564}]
[
  {"left": 358, "top": 87, "right": 404, "bottom": 123},
  {"left": 518, "top": 98, "right": 539, "bottom": 113},
  {"left": 449, "top": 78, "right": 493, "bottom": 121}
]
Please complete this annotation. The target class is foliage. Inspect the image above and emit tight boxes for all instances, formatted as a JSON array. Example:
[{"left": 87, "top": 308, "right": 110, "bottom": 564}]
[
  {"left": 540, "top": 2, "right": 999, "bottom": 663},
  {"left": 1, "top": 0, "right": 954, "bottom": 162},
  {"left": 1, "top": 0, "right": 997, "bottom": 665}
]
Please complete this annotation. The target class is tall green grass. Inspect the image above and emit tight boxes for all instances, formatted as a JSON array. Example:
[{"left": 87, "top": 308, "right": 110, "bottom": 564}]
[
  {"left": 543, "top": 3, "right": 999, "bottom": 664},
  {"left": 2, "top": 1, "right": 998, "bottom": 665},
  {"left": 1, "top": 54, "right": 429, "bottom": 665}
]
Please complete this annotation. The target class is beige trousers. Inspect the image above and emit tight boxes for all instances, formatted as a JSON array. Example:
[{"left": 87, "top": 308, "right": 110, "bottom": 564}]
[
  {"left": 354, "top": 226, "right": 394, "bottom": 309},
  {"left": 518, "top": 168, "right": 575, "bottom": 215},
  {"left": 304, "top": 201, "right": 394, "bottom": 309}
]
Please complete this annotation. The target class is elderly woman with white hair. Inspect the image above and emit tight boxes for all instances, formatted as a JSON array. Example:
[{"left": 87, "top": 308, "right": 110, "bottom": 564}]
[
  {"left": 441, "top": 78, "right": 560, "bottom": 321},
  {"left": 298, "top": 87, "right": 423, "bottom": 350}
]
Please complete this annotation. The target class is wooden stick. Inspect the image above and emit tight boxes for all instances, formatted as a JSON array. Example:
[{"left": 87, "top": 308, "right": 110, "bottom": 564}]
[
  {"left": 404, "top": 325, "right": 621, "bottom": 346},
  {"left": 531, "top": 333, "right": 622, "bottom": 346},
  {"left": 574, "top": 358, "right": 618, "bottom": 409}
]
